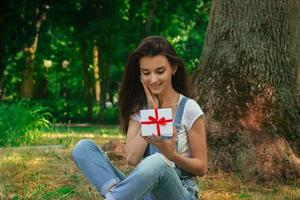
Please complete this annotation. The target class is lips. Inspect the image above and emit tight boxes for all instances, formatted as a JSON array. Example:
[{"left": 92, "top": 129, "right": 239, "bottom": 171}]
[{"left": 149, "top": 83, "right": 162, "bottom": 90}]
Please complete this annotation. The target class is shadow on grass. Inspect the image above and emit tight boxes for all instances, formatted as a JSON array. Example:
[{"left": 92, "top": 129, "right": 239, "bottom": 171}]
[{"left": 0, "top": 126, "right": 299, "bottom": 200}]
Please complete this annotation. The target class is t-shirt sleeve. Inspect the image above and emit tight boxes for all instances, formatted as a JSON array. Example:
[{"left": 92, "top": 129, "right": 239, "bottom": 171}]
[
  {"left": 182, "top": 99, "right": 204, "bottom": 131},
  {"left": 130, "top": 111, "right": 140, "bottom": 122}
]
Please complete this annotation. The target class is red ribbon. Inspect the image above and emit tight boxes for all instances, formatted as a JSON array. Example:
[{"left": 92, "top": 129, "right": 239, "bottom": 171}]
[{"left": 141, "top": 108, "right": 173, "bottom": 136}]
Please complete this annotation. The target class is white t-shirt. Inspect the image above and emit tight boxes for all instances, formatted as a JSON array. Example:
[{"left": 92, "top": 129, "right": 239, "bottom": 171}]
[
  {"left": 131, "top": 94, "right": 204, "bottom": 157},
  {"left": 131, "top": 94, "right": 204, "bottom": 131}
]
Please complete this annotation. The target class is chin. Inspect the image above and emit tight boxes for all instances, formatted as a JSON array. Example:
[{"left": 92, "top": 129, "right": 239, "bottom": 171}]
[
  {"left": 150, "top": 90, "right": 161, "bottom": 95},
  {"left": 150, "top": 88, "right": 165, "bottom": 95}
]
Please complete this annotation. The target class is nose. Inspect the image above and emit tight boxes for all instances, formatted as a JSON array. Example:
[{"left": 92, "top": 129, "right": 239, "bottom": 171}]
[{"left": 149, "top": 74, "right": 158, "bottom": 85}]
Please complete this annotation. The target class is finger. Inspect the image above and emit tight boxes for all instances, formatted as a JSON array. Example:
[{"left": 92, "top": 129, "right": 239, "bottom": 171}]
[
  {"left": 140, "top": 78, "right": 159, "bottom": 108},
  {"left": 172, "top": 126, "right": 177, "bottom": 143},
  {"left": 150, "top": 138, "right": 159, "bottom": 147},
  {"left": 152, "top": 133, "right": 159, "bottom": 140},
  {"left": 140, "top": 78, "right": 155, "bottom": 107},
  {"left": 142, "top": 136, "right": 151, "bottom": 143},
  {"left": 173, "top": 126, "right": 176, "bottom": 134},
  {"left": 140, "top": 78, "right": 151, "bottom": 98}
]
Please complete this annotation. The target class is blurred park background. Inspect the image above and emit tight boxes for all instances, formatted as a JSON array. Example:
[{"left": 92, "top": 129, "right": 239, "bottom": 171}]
[
  {"left": 0, "top": 0, "right": 210, "bottom": 127},
  {"left": 1, "top": 0, "right": 300, "bottom": 199}
]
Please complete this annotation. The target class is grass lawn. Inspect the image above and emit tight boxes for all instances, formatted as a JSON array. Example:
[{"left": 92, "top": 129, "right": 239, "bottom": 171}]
[{"left": 0, "top": 125, "right": 299, "bottom": 200}]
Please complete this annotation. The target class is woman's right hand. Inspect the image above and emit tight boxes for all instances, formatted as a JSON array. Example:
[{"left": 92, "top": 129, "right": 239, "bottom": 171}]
[{"left": 140, "top": 77, "right": 159, "bottom": 108}]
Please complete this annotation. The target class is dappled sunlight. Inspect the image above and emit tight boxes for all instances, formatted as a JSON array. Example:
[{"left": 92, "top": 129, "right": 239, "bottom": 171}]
[
  {"left": 0, "top": 147, "right": 100, "bottom": 199},
  {"left": 255, "top": 138, "right": 300, "bottom": 181},
  {"left": 38, "top": 133, "right": 125, "bottom": 147},
  {"left": 239, "top": 84, "right": 273, "bottom": 132},
  {"left": 199, "top": 172, "right": 244, "bottom": 194},
  {"left": 2, "top": 152, "right": 23, "bottom": 163},
  {"left": 281, "top": 185, "right": 300, "bottom": 197},
  {"left": 200, "top": 172, "right": 300, "bottom": 200},
  {"left": 27, "top": 157, "right": 45, "bottom": 167},
  {"left": 202, "top": 191, "right": 240, "bottom": 200},
  {"left": 1, "top": 134, "right": 299, "bottom": 199},
  {"left": 43, "top": 133, "right": 96, "bottom": 139},
  {"left": 41, "top": 133, "right": 124, "bottom": 139}
]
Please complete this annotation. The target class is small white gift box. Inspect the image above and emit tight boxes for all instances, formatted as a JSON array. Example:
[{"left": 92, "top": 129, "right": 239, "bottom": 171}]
[{"left": 140, "top": 108, "right": 173, "bottom": 138}]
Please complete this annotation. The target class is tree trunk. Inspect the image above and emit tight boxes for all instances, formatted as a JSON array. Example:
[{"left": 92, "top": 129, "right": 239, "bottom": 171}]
[
  {"left": 100, "top": 61, "right": 110, "bottom": 108},
  {"left": 0, "top": 2, "right": 5, "bottom": 99},
  {"left": 290, "top": 1, "right": 300, "bottom": 102},
  {"left": 98, "top": 59, "right": 111, "bottom": 123},
  {"left": 93, "top": 41, "right": 100, "bottom": 102},
  {"left": 192, "top": 0, "right": 300, "bottom": 182},
  {"left": 20, "top": 9, "right": 45, "bottom": 98},
  {"left": 104, "top": 62, "right": 110, "bottom": 103},
  {"left": 35, "top": 67, "right": 49, "bottom": 98},
  {"left": 99, "top": 51, "right": 110, "bottom": 111},
  {"left": 81, "top": 41, "right": 93, "bottom": 121},
  {"left": 145, "top": 0, "right": 157, "bottom": 33}
]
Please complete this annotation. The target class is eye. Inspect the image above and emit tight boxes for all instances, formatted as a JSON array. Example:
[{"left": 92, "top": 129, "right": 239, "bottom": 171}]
[
  {"left": 141, "top": 71, "right": 149, "bottom": 75},
  {"left": 157, "top": 69, "right": 165, "bottom": 74}
]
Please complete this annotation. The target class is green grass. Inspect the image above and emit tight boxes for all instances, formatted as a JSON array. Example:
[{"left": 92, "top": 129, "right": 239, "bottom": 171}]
[
  {"left": 0, "top": 126, "right": 299, "bottom": 200},
  {"left": 0, "top": 101, "right": 52, "bottom": 146},
  {"left": 28, "top": 125, "right": 124, "bottom": 147}
]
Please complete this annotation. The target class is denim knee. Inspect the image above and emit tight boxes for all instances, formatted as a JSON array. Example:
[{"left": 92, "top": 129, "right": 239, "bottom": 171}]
[
  {"left": 72, "top": 139, "right": 100, "bottom": 161},
  {"left": 137, "top": 153, "right": 172, "bottom": 177}
]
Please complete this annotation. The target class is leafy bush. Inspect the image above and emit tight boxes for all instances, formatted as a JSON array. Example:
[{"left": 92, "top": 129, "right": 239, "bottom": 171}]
[
  {"left": 0, "top": 100, "right": 53, "bottom": 146},
  {"left": 101, "top": 105, "right": 119, "bottom": 124}
]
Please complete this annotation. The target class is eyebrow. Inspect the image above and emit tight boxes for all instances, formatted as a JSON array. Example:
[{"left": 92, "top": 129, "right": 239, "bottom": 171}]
[{"left": 140, "top": 66, "right": 166, "bottom": 71}]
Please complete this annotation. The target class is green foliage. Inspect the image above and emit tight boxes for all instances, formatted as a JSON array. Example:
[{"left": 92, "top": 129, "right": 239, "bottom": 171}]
[
  {"left": 2, "top": 0, "right": 211, "bottom": 123},
  {"left": 43, "top": 186, "right": 75, "bottom": 199},
  {"left": 1, "top": 133, "right": 300, "bottom": 199},
  {"left": 0, "top": 101, "right": 53, "bottom": 146},
  {"left": 238, "top": 193, "right": 252, "bottom": 199},
  {"left": 101, "top": 105, "right": 120, "bottom": 125}
]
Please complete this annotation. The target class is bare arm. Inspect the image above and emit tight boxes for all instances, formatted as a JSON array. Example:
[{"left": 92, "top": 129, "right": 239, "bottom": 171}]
[
  {"left": 172, "top": 116, "right": 207, "bottom": 176},
  {"left": 124, "top": 77, "right": 158, "bottom": 165},
  {"left": 124, "top": 118, "right": 148, "bottom": 166},
  {"left": 147, "top": 116, "right": 207, "bottom": 176}
]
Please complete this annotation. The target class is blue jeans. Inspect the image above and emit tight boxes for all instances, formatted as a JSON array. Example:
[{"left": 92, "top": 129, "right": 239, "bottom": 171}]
[{"left": 72, "top": 139, "right": 198, "bottom": 200}]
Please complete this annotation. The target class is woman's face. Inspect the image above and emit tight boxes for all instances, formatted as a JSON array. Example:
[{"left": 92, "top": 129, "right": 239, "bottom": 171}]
[{"left": 139, "top": 55, "right": 176, "bottom": 95}]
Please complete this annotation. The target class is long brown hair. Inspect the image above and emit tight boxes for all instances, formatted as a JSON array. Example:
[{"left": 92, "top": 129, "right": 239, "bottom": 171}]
[{"left": 118, "top": 36, "right": 191, "bottom": 133}]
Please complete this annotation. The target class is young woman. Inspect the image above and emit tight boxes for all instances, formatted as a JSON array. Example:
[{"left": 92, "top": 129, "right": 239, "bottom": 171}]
[{"left": 72, "top": 36, "right": 207, "bottom": 200}]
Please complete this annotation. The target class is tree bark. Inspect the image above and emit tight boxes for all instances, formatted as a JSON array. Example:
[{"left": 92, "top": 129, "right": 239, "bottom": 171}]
[
  {"left": 81, "top": 41, "right": 93, "bottom": 121},
  {"left": 20, "top": 9, "right": 45, "bottom": 98},
  {"left": 0, "top": 2, "right": 5, "bottom": 99},
  {"left": 99, "top": 49, "right": 110, "bottom": 112},
  {"left": 145, "top": 0, "right": 157, "bottom": 33},
  {"left": 192, "top": 0, "right": 300, "bottom": 182},
  {"left": 101, "top": 61, "right": 110, "bottom": 108},
  {"left": 290, "top": 1, "right": 300, "bottom": 102},
  {"left": 93, "top": 41, "right": 100, "bottom": 102}
]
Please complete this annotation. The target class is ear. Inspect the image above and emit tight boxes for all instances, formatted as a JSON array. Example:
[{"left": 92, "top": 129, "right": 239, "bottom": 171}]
[{"left": 172, "top": 66, "right": 177, "bottom": 75}]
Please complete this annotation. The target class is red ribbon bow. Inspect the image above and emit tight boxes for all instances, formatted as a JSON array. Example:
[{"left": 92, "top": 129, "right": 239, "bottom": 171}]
[{"left": 141, "top": 108, "right": 173, "bottom": 136}]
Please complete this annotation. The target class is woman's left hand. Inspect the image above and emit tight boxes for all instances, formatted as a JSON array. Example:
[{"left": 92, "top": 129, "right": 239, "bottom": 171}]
[{"left": 143, "top": 126, "right": 177, "bottom": 161}]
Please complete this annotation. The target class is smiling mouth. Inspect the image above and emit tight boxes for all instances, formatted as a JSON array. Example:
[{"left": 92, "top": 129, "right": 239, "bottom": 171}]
[
  {"left": 150, "top": 86, "right": 160, "bottom": 90},
  {"left": 149, "top": 84, "right": 162, "bottom": 90}
]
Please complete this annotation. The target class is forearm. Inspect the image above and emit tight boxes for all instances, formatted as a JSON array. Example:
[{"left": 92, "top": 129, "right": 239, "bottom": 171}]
[
  {"left": 125, "top": 134, "right": 148, "bottom": 166},
  {"left": 172, "top": 152, "right": 207, "bottom": 176}
]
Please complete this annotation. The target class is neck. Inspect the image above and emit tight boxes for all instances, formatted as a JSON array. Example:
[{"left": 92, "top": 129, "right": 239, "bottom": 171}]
[{"left": 157, "top": 88, "right": 180, "bottom": 107}]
